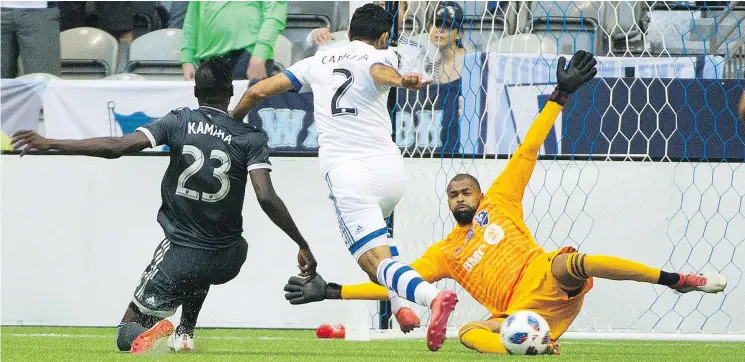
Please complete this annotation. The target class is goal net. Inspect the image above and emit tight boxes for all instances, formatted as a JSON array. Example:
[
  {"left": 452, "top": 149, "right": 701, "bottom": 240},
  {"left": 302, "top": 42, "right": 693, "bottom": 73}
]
[{"left": 363, "top": 1, "right": 745, "bottom": 341}]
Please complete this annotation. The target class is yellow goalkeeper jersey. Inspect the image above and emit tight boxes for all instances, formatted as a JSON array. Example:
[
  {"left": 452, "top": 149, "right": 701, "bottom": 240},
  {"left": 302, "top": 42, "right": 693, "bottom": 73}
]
[{"left": 408, "top": 101, "right": 562, "bottom": 313}]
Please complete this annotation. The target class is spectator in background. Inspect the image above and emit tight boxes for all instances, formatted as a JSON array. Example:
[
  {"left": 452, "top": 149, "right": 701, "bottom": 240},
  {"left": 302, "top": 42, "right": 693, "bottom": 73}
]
[
  {"left": 427, "top": 1, "right": 466, "bottom": 84},
  {"left": 60, "top": 1, "right": 136, "bottom": 44},
  {"left": 181, "top": 1, "right": 287, "bottom": 81},
  {"left": 1, "top": 1, "right": 61, "bottom": 78}
]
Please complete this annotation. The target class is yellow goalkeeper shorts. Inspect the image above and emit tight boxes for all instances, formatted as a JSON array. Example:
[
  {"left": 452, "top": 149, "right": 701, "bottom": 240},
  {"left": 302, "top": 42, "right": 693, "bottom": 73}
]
[{"left": 490, "top": 246, "right": 593, "bottom": 339}]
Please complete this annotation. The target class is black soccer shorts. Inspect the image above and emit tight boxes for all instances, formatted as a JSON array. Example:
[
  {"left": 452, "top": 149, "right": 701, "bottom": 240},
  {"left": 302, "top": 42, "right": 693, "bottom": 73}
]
[{"left": 132, "top": 238, "right": 248, "bottom": 318}]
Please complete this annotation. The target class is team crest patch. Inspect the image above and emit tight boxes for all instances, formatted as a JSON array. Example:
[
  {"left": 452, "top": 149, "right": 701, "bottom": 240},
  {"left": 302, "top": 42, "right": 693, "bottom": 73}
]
[
  {"left": 474, "top": 211, "right": 489, "bottom": 227},
  {"left": 454, "top": 247, "right": 463, "bottom": 256},
  {"left": 484, "top": 224, "right": 505, "bottom": 245}
]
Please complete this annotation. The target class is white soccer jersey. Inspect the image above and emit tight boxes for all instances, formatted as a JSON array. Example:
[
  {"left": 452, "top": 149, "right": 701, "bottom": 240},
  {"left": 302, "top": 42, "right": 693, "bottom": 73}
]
[{"left": 283, "top": 41, "right": 402, "bottom": 174}]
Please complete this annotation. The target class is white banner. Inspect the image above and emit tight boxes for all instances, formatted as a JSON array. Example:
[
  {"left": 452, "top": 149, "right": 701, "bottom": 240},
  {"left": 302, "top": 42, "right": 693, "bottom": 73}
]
[
  {"left": 0, "top": 78, "right": 45, "bottom": 150},
  {"left": 43, "top": 80, "right": 251, "bottom": 151}
]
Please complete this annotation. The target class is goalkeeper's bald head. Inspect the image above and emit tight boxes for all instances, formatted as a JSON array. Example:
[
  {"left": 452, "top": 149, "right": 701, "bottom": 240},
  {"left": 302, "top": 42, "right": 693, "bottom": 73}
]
[{"left": 447, "top": 174, "right": 482, "bottom": 226}]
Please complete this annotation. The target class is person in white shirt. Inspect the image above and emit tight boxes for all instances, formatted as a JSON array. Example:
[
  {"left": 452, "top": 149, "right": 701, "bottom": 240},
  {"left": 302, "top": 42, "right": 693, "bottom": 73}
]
[{"left": 230, "top": 4, "right": 458, "bottom": 352}]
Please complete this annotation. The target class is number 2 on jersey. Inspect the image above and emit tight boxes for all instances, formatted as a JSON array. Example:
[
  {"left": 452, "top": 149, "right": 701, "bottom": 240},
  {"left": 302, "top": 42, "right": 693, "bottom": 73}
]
[
  {"left": 176, "top": 145, "right": 231, "bottom": 202},
  {"left": 331, "top": 68, "right": 358, "bottom": 116}
]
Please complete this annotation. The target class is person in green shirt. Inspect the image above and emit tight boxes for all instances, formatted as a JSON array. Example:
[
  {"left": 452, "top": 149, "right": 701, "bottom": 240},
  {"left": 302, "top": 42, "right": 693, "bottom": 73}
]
[{"left": 181, "top": 1, "right": 287, "bottom": 81}]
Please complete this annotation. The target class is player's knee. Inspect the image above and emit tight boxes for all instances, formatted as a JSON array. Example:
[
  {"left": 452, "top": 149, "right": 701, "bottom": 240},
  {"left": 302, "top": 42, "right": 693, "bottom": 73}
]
[
  {"left": 116, "top": 322, "right": 146, "bottom": 352},
  {"left": 552, "top": 253, "right": 587, "bottom": 289}
]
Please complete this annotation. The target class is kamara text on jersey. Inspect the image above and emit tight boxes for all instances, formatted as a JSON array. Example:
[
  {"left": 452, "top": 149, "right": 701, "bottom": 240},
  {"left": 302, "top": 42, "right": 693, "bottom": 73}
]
[{"left": 188, "top": 121, "right": 232, "bottom": 144}]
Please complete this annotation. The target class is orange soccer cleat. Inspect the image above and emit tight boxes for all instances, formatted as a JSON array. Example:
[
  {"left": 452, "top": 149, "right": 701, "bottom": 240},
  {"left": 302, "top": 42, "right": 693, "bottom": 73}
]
[
  {"left": 426, "top": 290, "right": 458, "bottom": 352},
  {"left": 395, "top": 307, "right": 421, "bottom": 333},
  {"left": 130, "top": 319, "right": 174, "bottom": 354}
]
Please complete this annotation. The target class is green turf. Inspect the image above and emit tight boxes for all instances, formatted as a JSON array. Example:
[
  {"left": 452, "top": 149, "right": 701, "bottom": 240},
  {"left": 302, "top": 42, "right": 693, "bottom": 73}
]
[{"left": 2, "top": 326, "right": 743, "bottom": 361}]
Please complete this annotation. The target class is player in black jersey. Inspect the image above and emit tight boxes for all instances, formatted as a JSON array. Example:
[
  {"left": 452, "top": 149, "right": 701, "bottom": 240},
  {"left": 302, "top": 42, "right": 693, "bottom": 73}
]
[{"left": 11, "top": 57, "right": 318, "bottom": 354}]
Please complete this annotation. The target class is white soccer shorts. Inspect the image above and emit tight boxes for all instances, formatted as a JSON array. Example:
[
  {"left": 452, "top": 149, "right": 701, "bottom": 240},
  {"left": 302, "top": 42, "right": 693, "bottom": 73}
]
[{"left": 324, "top": 154, "right": 405, "bottom": 260}]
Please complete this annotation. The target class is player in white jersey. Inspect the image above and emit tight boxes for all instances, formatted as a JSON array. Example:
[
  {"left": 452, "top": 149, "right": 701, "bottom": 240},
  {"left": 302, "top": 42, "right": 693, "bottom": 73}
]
[{"left": 231, "top": 4, "right": 458, "bottom": 351}]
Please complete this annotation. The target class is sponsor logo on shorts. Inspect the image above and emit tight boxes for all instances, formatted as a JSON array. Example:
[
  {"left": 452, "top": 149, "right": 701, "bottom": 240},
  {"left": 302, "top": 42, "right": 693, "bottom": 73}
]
[
  {"left": 355, "top": 225, "right": 364, "bottom": 235},
  {"left": 483, "top": 224, "right": 505, "bottom": 245},
  {"left": 474, "top": 210, "right": 489, "bottom": 227}
]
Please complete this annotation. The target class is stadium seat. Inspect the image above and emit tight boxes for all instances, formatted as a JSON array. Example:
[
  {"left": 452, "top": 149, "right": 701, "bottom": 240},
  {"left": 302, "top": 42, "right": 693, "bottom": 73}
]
[
  {"left": 461, "top": 16, "right": 506, "bottom": 53},
  {"left": 60, "top": 27, "right": 119, "bottom": 79},
  {"left": 125, "top": 28, "right": 182, "bottom": 80},
  {"left": 103, "top": 73, "right": 148, "bottom": 81},
  {"left": 284, "top": 12, "right": 333, "bottom": 63},
  {"left": 526, "top": 1, "right": 601, "bottom": 54},
  {"left": 485, "top": 34, "right": 558, "bottom": 55},
  {"left": 272, "top": 34, "right": 293, "bottom": 73}
]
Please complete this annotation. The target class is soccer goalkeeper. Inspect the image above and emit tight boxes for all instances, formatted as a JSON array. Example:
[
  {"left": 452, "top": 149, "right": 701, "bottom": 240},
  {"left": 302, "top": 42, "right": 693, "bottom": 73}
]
[{"left": 282, "top": 50, "right": 727, "bottom": 354}]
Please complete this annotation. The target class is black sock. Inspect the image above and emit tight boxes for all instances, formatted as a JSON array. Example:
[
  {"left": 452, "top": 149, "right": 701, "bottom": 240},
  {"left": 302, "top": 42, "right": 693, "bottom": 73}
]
[
  {"left": 116, "top": 322, "right": 147, "bottom": 351},
  {"left": 657, "top": 270, "right": 681, "bottom": 286},
  {"left": 177, "top": 288, "right": 209, "bottom": 337}
]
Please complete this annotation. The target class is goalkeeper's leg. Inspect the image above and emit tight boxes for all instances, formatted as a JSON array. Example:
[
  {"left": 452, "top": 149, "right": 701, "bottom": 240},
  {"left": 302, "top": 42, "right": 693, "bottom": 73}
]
[
  {"left": 551, "top": 253, "right": 727, "bottom": 293},
  {"left": 458, "top": 321, "right": 508, "bottom": 354},
  {"left": 458, "top": 320, "right": 560, "bottom": 355}
]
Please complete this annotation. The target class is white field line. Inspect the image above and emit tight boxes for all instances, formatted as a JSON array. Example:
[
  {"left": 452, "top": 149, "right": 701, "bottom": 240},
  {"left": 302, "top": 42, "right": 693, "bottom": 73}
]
[{"left": 2, "top": 333, "right": 742, "bottom": 347}]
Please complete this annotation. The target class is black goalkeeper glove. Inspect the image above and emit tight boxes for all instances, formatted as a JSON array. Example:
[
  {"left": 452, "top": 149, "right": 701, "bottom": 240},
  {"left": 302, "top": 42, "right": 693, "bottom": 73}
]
[
  {"left": 549, "top": 50, "right": 598, "bottom": 106},
  {"left": 283, "top": 274, "right": 341, "bottom": 305}
]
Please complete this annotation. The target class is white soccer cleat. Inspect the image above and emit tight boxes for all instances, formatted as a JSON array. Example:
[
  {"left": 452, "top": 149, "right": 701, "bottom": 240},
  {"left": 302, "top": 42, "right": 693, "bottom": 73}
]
[
  {"left": 167, "top": 333, "right": 194, "bottom": 352},
  {"left": 671, "top": 272, "right": 727, "bottom": 294}
]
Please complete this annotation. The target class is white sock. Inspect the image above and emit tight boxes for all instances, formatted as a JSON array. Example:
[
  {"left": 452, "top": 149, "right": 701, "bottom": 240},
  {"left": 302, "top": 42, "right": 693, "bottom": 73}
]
[
  {"left": 388, "top": 290, "right": 404, "bottom": 314},
  {"left": 376, "top": 258, "right": 440, "bottom": 307}
]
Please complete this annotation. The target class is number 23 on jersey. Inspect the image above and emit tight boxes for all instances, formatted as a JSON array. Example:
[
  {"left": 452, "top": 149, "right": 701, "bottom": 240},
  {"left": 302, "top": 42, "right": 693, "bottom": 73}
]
[{"left": 175, "top": 145, "right": 232, "bottom": 202}]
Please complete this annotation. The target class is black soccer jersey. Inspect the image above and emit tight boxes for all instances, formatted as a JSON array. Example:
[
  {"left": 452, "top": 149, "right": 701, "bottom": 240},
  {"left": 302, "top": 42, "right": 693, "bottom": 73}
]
[{"left": 137, "top": 106, "right": 271, "bottom": 250}]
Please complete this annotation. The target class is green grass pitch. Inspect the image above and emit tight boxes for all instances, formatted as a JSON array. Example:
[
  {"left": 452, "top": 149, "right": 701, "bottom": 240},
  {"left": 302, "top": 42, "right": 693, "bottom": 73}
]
[{"left": 2, "top": 326, "right": 743, "bottom": 361}]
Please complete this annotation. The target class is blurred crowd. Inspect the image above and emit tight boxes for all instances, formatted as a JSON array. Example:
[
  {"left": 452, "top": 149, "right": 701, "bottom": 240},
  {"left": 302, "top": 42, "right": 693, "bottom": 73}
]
[
  {"left": 2, "top": 1, "right": 289, "bottom": 81},
  {"left": 1, "top": 1, "right": 469, "bottom": 84}
]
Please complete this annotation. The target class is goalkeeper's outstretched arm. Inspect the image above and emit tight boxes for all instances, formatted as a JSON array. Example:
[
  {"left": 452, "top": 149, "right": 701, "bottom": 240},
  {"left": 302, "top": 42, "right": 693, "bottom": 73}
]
[{"left": 487, "top": 51, "right": 598, "bottom": 208}]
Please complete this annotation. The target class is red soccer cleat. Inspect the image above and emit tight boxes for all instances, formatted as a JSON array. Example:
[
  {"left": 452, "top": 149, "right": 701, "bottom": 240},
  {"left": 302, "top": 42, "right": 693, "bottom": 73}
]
[
  {"left": 395, "top": 307, "right": 421, "bottom": 333},
  {"left": 130, "top": 319, "right": 174, "bottom": 354},
  {"left": 316, "top": 324, "right": 345, "bottom": 339},
  {"left": 426, "top": 290, "right": 458, "bottom": 352}
]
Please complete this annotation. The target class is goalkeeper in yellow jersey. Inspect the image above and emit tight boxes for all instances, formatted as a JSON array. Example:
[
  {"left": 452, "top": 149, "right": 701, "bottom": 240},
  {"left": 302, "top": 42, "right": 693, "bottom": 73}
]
[{"left": 283, "top": 51, "right": 727, "bottom": 354}]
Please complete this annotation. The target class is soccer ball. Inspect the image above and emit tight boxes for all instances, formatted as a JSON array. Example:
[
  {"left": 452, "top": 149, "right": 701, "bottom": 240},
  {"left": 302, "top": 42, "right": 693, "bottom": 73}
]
[{"left": 499, "top": 310, "right": 551, "bottom": 355}]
